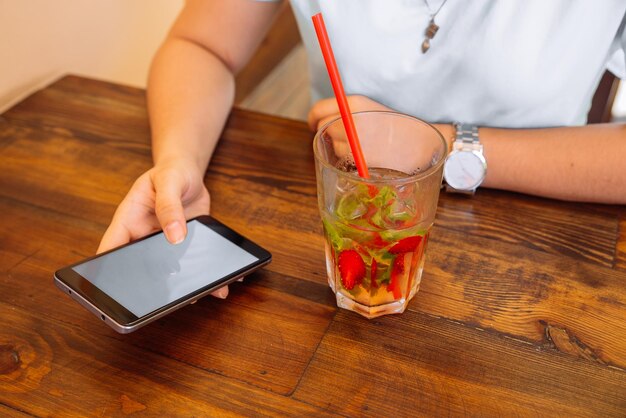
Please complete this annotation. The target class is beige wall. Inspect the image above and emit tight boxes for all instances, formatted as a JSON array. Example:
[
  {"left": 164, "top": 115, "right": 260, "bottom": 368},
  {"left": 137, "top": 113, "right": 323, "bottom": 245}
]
[{"left": 0, "top": 0, "right": 183, "bottom": 112}]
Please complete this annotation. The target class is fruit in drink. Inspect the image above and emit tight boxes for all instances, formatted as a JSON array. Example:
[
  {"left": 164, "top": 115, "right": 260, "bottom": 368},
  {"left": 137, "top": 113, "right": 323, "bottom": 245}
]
[{"left": 322, "top": 168, "right": 431, "bottom": 306}]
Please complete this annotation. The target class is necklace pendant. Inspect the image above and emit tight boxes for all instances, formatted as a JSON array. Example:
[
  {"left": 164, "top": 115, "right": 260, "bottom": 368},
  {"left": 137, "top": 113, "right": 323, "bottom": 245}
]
[
  {"left": 421, "top": 18, "right": 438, "bottom": 53},
  {"left": 421, "top": 0, "right": 448, "bottom": 54},
  {"left": 426, "top": 20, "right": 439, "bottom": 39}
]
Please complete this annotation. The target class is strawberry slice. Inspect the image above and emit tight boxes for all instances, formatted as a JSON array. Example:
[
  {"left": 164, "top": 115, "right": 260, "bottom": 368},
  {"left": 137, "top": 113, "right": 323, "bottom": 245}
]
[
  {"left": 338, "top": 250, "right": 366, "bottom": 290},
  {"left": 387, "top": 255, "right": 405, "bottom": 299},
  {"left": 369, "top": 233, "right": 389, "bottom": 249},
  {"left": 389, "top": 235, "right": 423, "bottom": 254},
  {"left": 370, "top": 259, "right": 378, "bottom": 288},
  {"left": 362, "top": 204, "right": 378, "bottom": 221}
]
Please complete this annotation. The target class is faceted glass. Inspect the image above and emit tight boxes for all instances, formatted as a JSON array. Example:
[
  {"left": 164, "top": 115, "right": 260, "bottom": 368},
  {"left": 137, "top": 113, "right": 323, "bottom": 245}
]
[{"left": 313, "top": 111, "right": 447, "bottom": 318}]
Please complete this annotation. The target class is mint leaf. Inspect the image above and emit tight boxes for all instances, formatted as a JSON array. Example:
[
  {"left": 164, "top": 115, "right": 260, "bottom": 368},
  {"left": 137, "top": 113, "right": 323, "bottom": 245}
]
[
  {"left": 378, "top": 264, "right": 392, "bottom": 285},
  {"left": 336, "top": 194, "right": 367, "bottom": 220},
  {"left": 369, "top": 210, "right": 385, "bottom": 228},
  {"left": 371, "top": 186, "right": 396, "bottom": 208},
  {"left": 322, "top": 218, "right": 343, "bottom": 249},
  {"left": 380, "top": 226, "right": 428, "bottom": 242}
]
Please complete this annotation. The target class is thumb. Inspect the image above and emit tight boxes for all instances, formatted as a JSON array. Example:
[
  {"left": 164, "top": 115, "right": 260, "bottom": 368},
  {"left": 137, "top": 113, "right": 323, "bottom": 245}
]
[{"left": 152, "top": 171, "right": 188, "bottom": 244}]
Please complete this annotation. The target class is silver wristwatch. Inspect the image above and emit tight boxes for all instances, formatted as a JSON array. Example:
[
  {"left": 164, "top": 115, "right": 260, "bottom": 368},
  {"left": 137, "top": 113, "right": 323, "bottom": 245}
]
[{"left": 443, "top": 123, "right": 487, "bottom": 194}]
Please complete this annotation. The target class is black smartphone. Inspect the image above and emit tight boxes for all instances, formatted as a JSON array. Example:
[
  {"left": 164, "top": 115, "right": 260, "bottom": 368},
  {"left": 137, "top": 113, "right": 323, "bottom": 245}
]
[{"left": 54, "top": 215, "right": 271, "bottom": 333}]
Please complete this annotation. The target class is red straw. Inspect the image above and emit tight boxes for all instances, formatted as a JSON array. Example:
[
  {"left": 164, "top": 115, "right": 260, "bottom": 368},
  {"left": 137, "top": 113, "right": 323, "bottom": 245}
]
[{"left": 312, "top": 13, "right": 369, "bottom": 179}]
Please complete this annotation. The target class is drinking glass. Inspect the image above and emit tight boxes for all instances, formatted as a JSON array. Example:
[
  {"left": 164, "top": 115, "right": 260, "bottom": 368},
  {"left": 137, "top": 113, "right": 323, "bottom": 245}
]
[{"left": 313, "top": 111, "right": 447, "bottom": 318}]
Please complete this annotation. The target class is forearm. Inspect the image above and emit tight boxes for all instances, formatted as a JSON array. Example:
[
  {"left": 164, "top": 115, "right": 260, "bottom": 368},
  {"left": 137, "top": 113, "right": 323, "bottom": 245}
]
[
  {"left": 147, "top": 37, "right": 235, "bottom": 172},
  {"left": 311, "top": 96, "right": 625, "bottom": 204},
  {"left": 480, "top": 124, "right": 626, "bottom": 204}
]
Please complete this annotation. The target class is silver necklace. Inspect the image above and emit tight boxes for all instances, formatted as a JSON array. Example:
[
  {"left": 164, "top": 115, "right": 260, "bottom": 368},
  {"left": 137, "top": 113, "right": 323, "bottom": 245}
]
[{"left": 422, "top": 0, "right": 449, "bottom": 53}]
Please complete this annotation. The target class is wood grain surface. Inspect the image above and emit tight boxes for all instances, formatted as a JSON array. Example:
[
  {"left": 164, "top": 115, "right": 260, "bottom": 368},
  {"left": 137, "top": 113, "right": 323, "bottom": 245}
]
[
  {"left": 616, "top": 214, "right": 626, "bottom": 271},
  {"left": 0, "top": 75, "right": 625, "bottom": 416},
  {"left": 294, "top": 310, "right": 626, "bottom": 417},
  {"left": 0, "top": 403, "right": 30, "bottom": 418}
]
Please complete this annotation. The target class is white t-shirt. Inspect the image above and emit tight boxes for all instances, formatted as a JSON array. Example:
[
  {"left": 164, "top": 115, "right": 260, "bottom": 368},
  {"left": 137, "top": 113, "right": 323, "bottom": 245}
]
[{"left": 282, "top": 0, "right": 626, "bottom": 128}]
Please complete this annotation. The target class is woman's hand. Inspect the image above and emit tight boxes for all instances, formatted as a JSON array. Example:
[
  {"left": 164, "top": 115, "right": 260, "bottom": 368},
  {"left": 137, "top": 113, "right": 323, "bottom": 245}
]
[
  {"left": 308, "top": 95, "right": 455, "bottom": 148},
  {"left": 308, "top": 95, "right": 392, "bottom": 132},
  {"left": 97, "top": 159, "right": 230, "bottom": 299}
]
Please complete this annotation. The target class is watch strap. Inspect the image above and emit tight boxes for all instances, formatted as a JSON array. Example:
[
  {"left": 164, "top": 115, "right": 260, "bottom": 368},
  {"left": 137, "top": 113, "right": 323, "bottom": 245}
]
[
  {"left": 454, "top": 123, "right": 481, "bottom": 152},
  {"left": 444, "top": 123, "right": 485, "bottom": 194}
]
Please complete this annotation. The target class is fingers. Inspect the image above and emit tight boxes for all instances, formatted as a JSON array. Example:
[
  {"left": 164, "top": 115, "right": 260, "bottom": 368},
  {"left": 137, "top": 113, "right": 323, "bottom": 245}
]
[
  {"left": 212, "top": 286, "right": 229, "bottom": 299},
  {"left": 97, "top": 217, "right": 132, "bottom": 254},
  {"left": 97, "top": 197, "right": 159, "bottom": 254},
  {"left": 99, "top": 163, "right": 210, "bottom": 252},
  {"left": 308, "top": 97, "right": 339, "bottom": 131},
  {"left": 308, "top": 95, "right": 393, "bottom": 132},
  {"left": 97, "top": 172, "right": 159, "bottom": 253},
  {"left": 189, "top": 285, "right": 229, "bottom": 303},
  {"left": 152, "top": 170, "right": 188, "bottom": 244}
]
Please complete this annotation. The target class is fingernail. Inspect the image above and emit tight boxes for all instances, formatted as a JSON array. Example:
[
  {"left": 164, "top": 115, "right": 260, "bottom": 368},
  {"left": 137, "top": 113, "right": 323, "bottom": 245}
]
[
  {"left": 165, "top": 221, "right": 185, "bottom": 244},
  {"left": 213, "top": 287, "right": 229, "bottom": 299}
]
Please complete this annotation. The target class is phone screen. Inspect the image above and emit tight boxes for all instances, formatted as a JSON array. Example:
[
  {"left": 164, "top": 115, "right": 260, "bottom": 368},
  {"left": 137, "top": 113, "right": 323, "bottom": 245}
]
[{"left": 72, "top": 220, "right": 259, "bottom": 317}]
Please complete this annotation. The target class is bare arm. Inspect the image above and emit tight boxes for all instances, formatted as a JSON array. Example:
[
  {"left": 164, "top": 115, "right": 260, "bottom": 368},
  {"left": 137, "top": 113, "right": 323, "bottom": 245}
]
[
  {"left": 479, "top": 124, "right": 626, "bottom": 204},
  {"left": 308, "top": 96, "right": 626, "bottom": 204},
  {"left": 149, "top": 0, "right": 283, "bottom": 171},
  {"left": 99, "top": 0, "right": 282, "bottom": 254}
]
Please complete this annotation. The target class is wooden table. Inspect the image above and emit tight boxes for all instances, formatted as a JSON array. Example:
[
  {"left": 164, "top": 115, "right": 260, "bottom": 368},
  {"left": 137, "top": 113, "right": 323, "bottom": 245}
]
[{"left": 1, "top": 76, "right": 625, "bottom": 417}]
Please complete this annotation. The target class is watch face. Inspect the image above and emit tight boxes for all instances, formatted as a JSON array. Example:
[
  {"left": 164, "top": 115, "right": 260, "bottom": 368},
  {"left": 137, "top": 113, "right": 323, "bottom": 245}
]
[{"left": 443, "top": 151, "right": 487, "bottom": 191}]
